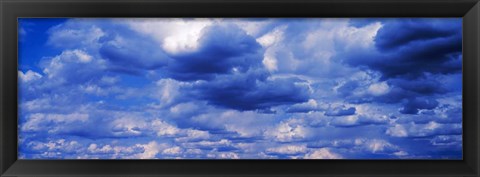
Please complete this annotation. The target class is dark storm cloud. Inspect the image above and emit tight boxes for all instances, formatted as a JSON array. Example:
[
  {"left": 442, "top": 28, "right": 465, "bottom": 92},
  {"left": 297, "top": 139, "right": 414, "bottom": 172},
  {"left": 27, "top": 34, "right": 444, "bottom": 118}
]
[
  {"left": 190, "top": 70, "right": 311, "bottom": 111},
  {"left": 375, "top": 19, "right": 460, "bottom": 51},
  {"left": 343, "top": 19, "right": 462, "bottom": 80},
  {"left": 162, "top": 24, "right": 311, "bottom": 111},
  {"left": 337, "top": 19, "right": 461, "bottom": 115},
  {"left": 399, "top": 98, "right": 439, "bottom": 115},
  {"left": 372, "top": 77, "right": 448, "bottom": 104},
  {"left": 388, "top": 78, "right": 447, "bottom": 95},
  {"left": 167, "top": 24, "right": 264, "bottom": 81}
]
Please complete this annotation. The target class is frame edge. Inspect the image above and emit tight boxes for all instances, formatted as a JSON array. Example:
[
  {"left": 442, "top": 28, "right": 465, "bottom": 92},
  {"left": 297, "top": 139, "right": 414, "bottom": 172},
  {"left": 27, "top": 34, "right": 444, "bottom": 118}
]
[
  {"left": 1, "top": 0, "right": 18, "bottom": 176},
  {"left": 1, "top": 0, "right": 5, "bottom": 175},
  {"left": 1, "top": 0, "right": 480, "bottom": 177},
  {"left": 464, "top": 1, "right": 480, "bottom": 176}
]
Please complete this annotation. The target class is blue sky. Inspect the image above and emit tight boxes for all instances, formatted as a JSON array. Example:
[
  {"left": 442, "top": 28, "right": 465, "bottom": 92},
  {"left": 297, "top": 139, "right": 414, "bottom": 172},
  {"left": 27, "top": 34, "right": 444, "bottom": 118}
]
[{"left": 18, "top": 18, "right": 462, "bottom": 159}]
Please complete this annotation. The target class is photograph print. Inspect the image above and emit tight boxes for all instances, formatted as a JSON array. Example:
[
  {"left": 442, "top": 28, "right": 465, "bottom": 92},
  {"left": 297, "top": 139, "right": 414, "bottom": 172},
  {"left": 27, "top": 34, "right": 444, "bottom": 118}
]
[{"left": 18, "top": 18, "right": 462, "bottom": 159}]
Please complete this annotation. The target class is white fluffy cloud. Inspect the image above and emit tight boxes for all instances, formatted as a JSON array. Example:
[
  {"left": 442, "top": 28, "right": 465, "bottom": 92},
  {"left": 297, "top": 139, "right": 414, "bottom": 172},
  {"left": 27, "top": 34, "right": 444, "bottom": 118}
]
[
  {"left": 265, "top": 119, "right": 310, "bottom": 142},
  {"left": 368, "top": 81, "right": 390, "bottom": 96},
  {"left": 136, "top": 141, "right": 163, "bottom": 159},
  {"left": 40, "top": 49, "right": 105, "bottom": 86},
  {"left": 304, "top": 148, "right": 342, "bottom": 159},
  {"left": 125, "top": 18, "right": 212, "bottom": 54},
  {"left": 19, "top": 70, "right": 42, "bottom": 82}
]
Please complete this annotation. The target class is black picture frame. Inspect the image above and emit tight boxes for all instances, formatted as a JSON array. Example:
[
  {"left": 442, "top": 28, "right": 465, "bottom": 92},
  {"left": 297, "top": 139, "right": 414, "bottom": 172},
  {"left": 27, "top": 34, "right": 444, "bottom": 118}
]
[{"left": 1, "top": 0, "right": 479, "bottom": 176}]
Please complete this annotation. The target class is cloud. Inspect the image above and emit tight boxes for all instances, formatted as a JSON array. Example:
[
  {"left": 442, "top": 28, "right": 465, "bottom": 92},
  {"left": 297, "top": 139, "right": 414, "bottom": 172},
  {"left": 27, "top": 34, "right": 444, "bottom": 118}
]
[
  {"left": 47, "top": 19, "right": 171, "bottom": 74},
  {"left": 125, "top": 18, "right": 212, "bottom": 55},
  {"left": 19, "top": 70, "right": 43, "bottom": 82},
  {"left": 386, "top": 121, "right": 462, "bottom": 138},
  {"left": 151, "top": 120, "right": 181, "bottom": 137},
  {"left": 191, "top": 71, "right": 311, "bottom": 111},
  {"left": 329, "top": 114, "right": 390, "bottom": 128},
  {"left": 162, "top": 146, "right": 183, "bottom": 156},
  {"left": 430, "top": 135, "right": 462, "bottom": 146},
  {"left": 358, "top": 139, "right": 400, "bottom": 154},
  {"left": 399, "top": 98, "right": 439, "bottom": 114},
  {"left": 304, "top": 148, "right": 342, "bottom": 159},
  {"left": 181, "top": 139, "right": 236, "bottom": 152},
  {"left": 330, "top": 116, "right": 359, "bottom": 127},
  {"left": 266, "top": 144, "right": 308, "bottom": 155},
  {"left": 39, "top": 49, "right": 106, "bottom": 86},
  {"left": 134, "top": 141, "right": 165, "bottom": 159},
  {"left": 343, "top": 19, "right": 462, "bottom": 80},
  {"left": 374, "top": 19, "right": 460, "bottom": 51},
  {"left": 385, "top": 124, "right": 409, "bottom": 138},
  {"left": 367, "top": 82, "right": 390, "bottom": 96},
  {"left": 175, "top": 129, "right": 210, "bottom": 142},
  {"left": 152, "top": 79, "right": 185, "bottom": 107},
  {"left": 265, "top": 119, "right": 311, "bottom": 142},
  {"left": 190, "top": 109, "right": 276, "bottom": 139},
  {"left": 21, "top": 113, "right": 89, "bottom": 133},
  {"left": 286, "top": 99, "right": 322, "bottom": 113},
  {"left": 88, "top": 144, "right": 114, "bottom": 154},
  {"left": 259, "top": 19, "right": 381, "bottom": 79},
  {"left": 307, "top": 138, "right": 405, "bottom": 158},
  {"left": 325, "top": 105, "right": 356, "bottom": 116},
  {"left": 47, "top": 19, "right": 105, "bottom": 49},
  {"left": 98, "top": 32, "right": 171, "bottom": 72},
  {"left": 166, "top": 24, "right": 263, "bottom": 81},
  {"left": 207, "top": 152, "right": 240, "bottom": 159},
  {"left": 389, "top": 77, "right": 447, "bottom": 96}
]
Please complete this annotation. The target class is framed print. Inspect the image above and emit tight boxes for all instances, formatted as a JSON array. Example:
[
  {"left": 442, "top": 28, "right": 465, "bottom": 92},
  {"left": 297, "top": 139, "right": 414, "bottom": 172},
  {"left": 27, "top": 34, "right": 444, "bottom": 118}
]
[{"left": 1, "top": 0, "right": 480, "bottom": 176}]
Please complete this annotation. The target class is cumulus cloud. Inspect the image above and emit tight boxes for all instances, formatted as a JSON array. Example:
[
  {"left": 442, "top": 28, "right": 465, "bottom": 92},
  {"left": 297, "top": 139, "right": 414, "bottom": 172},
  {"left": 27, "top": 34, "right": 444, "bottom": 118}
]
[
  {"left": 39, "top": 49, "right": 106, "bottom": 86},
  {"left": 133, "top": 141, "right": 164, "bottom": 159},
  {"left": 265, "top": 119, "right": 311, "bottom": 142},
  {"left": 191, "top": 71, "right": 311, "bottom": 111},
  {"left": 367, "top": 82, "right": 390, "bottom": 96},
  {"left": 304, "top": 148, "right": 342, "bottom": 159},
  {"left": 124, "top": 22, "right": 264, "bottom": 81},
  {"left": 343, "top": 19, "right": 462, "bottom": 80},
  {"left": 374, "top": 19, "right": 460, "bottom": 51},
  {"left": 125, "top": 18, "right": 212, "bottom": 54}
]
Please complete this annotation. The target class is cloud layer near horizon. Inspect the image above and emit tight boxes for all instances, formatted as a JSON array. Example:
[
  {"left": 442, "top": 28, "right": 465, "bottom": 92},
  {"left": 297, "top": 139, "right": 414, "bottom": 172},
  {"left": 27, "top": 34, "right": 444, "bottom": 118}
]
[{"left": 18, "top": 18, "right": 462, "bottom": 159}]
